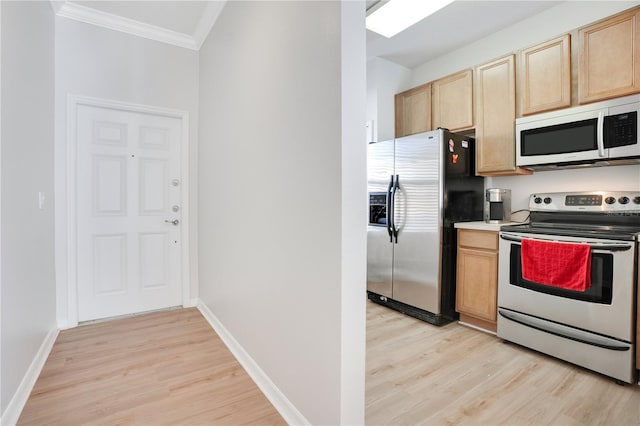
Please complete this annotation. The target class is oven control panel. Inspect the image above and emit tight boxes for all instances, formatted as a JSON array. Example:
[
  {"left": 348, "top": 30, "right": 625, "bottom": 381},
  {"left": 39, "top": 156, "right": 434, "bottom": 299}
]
[{"left": 529, "top": 191, "right": 640, "bottom": 212}]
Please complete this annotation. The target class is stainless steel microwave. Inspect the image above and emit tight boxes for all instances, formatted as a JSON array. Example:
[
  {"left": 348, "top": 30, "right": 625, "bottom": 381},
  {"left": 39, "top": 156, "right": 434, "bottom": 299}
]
[{"left": 516, "top": 94, "right": 640, "bottom": 170}]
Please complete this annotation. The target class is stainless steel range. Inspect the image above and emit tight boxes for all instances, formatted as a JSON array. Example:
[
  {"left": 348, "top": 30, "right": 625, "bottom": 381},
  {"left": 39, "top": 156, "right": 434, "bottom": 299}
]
[{"left": 498, "top": 191, "right": 640, "bottom": 384}]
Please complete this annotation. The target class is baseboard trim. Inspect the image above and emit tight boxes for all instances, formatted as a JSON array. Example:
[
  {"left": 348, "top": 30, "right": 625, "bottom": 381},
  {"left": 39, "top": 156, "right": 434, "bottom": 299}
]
[
  {"left": 184, "top": 298, "right": 199, "bottom": 308},
  {"left": 1, "top": 327, "right": 59, "bottom": 426},
  {"left": 56, "top": 319, "right": 76, "bottom": 330},
  {"left": 197, "top": 300, "right": 308, "bottom": 426}
]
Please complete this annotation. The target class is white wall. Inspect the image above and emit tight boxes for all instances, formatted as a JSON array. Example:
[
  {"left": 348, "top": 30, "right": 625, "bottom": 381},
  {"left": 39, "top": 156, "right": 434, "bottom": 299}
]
[
  {"left": 492, "top": 165, "right": 640, "bottom": 211},
  {"left": 340, "top": 3, "right": 367, "bottom": 422},
  {"left": 198, "top": 1, "right": 366, "bottom": 424},
  {"left": 370, "top": 1, "right": 640, "bottom": 203},
  {"left": 54, "top": 17, "right": 200, "bottom": 326},
  {"left": 366, "top": 57, "right": 411, "bottom": 142},
  {"left": 1, "top": 0, "right": 56, "bottom": 417}
]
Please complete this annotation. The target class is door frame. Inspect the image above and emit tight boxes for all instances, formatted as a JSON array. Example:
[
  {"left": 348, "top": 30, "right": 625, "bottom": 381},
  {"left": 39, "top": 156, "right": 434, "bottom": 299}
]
[{"left": 63, "top": 94, "right": 190, "bottom": 327}]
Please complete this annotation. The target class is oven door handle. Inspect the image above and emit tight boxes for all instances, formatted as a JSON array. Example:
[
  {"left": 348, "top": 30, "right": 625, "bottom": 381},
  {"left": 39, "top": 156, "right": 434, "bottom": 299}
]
[{"left": 499, "top": 233, "right": 632, "bottom": 252}]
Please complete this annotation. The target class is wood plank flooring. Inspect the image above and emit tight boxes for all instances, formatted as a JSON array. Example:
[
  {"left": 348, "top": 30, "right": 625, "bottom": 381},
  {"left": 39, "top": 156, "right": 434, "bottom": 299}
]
[
  {"left": 366, "top": 301, "right": 640, "bottom": 425},
  {"left": 18, "top": 308, "right": 285, "bottom": 426},
  {"left": 18, "top": 301, "right": 640, "bottom": 425}
]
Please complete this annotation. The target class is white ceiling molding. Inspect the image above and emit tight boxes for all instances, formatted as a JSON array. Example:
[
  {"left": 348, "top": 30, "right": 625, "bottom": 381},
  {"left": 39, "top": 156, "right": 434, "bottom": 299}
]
[
  {"left": 53, "top": 1, "right": 199, "bottom": 50},
  {"left": 193, "top": 1, "right": 226, "bottom": 50},
  {"left": 49, "top": 0, "right": 64, "bottom": 15}
]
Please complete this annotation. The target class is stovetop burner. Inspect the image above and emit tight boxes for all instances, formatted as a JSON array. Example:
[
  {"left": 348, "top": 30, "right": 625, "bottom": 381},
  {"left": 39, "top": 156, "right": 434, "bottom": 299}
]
[{"left": 500, "top": 191, "right": 640, "bottom": 241}]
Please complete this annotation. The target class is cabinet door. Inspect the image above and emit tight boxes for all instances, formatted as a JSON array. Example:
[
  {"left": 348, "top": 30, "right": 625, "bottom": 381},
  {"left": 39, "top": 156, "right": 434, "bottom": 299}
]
[
  {"left": 432, "top": 69, "right": 473, "bottom": 131},
  {"left": 456, "top": 246, "right": 498, "bottom": 323},
  {"left": 475, "top": 55, "right": 527, "bottom": 176},
  {"left": 579, "top": 7, "right": 640, "bottom": 104},
  {"left": 637, "top": 249, "right": 639, "bottom": 369},
  {"left": 395, "top": 83, "right": 431, "bottom": 137},
  {"left": 519, "top": 35, "right": 571, "bottom": 116}
]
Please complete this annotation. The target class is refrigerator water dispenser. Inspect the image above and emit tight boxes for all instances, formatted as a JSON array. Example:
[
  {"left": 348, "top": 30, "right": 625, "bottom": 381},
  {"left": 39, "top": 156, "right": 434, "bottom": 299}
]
[{"left": 369, "top": 192, "right": 387, "bottom": 226}]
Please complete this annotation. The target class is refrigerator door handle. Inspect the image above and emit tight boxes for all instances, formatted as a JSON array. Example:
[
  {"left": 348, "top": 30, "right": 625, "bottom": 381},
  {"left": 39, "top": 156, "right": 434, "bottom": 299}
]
[
  {"left": 386, "top": 175, "right": 394, "bottom": 243},
  {"left": 391, "top": 174, "right": 399, "bottom": 243}
]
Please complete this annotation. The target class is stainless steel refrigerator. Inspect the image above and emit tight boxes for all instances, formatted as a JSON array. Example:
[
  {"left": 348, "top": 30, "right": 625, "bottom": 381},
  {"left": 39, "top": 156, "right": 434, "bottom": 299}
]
[{"left": 367, "top": 129, "right": 484, "bottom": 325}]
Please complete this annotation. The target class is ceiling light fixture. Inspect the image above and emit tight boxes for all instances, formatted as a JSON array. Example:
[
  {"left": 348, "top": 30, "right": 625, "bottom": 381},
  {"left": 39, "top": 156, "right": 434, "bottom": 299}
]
[{"left": 366, "top": 0, "right": 455, "bottom": 38}]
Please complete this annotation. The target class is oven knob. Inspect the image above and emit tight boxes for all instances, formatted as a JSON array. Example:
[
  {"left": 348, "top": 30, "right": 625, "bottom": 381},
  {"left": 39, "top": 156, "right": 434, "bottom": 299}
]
[
  {"left": 605, "top": 196, "right": 616, "bottom": 205},
  {"left": 543, "top": 197, "right": 552, "bottom": 204},
  {"left": 618, "top": 196, "right": 630, "bottom": 205},
  {"left": 534, "top": 197, "right": 542, "bottom": 204},
  {"left": 634, "top": 196, "right": 640, "bottom": 205}
]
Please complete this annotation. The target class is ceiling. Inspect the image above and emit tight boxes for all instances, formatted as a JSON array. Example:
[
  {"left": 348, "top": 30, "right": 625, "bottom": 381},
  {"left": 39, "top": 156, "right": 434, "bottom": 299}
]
[
  {"left": 54, "top": 0, "right": 564, "bottom": 68},
  {"left": 367, "top": 0, "right": 563, "bottom": 68}
]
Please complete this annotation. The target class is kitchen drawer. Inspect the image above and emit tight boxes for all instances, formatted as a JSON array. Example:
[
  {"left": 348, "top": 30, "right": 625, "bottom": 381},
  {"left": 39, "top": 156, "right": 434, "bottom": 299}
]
[{"left": 458, "top": 229, "right": 498, "bottom": 251}]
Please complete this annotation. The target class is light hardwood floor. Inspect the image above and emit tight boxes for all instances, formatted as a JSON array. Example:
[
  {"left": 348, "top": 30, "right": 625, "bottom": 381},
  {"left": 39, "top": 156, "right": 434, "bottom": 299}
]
[
  {"left": 18, "top": 308, "right": 285, "bottom": 426},
  {"left": 366, "top": 301, "right": 640, "bottom": 425},
  {"left": 18, "top": 302, "right": 640, "bottom": 425}
]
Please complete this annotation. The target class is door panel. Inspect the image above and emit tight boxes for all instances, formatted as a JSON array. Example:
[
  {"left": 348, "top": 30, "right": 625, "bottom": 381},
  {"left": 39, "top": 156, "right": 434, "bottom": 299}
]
[
  {"left": 77, "top": 105, "right": 182, "bottom": 321},
  {"left": 139, "top": 232, "right": 170, "bottom": 289},
  {"left": 139, "top": 158, "right": 169, "bottom": 214},
  {"left": 93, "top": 234, "right": 127, "bottom": 295},
  {"left": 93, "top": 155, "right": 127, "bottom": 215}
]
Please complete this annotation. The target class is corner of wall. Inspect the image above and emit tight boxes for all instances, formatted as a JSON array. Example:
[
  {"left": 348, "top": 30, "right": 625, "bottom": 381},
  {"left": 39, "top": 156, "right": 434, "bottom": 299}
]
[{"left": 196, "top": 300, "right": 310, "bottom": 426}]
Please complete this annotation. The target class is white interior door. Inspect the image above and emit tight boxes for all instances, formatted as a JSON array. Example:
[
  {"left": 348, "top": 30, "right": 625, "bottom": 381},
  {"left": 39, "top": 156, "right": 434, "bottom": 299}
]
[{"left": 76, "top": 104, "right": 183, "bottom": 322}]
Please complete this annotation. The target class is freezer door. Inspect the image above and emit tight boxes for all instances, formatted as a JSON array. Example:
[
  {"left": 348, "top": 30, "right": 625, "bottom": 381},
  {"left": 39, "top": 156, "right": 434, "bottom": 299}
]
[
  {"left": 367, "top": 140, "right": 394, "bottom": 297},
  {"left": 392, "top": 131, "right": 443, "bottom": 313}
]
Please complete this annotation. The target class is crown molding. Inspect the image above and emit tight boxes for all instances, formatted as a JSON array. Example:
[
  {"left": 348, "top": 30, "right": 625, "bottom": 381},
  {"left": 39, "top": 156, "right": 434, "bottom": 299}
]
[
  {"left": 49, "top": 0, "right": 64, "bottom": 15},
  {"left": 193, "top": 1, "right": 226, "bottom": 50},
  {"left": 53, "top": 1, "right": 199, "bottom": 50}
]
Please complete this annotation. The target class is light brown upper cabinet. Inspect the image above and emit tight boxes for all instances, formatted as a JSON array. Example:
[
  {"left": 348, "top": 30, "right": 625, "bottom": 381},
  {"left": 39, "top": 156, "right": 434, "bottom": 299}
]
[
  {"left": 432, "top": 69, "right": 474, "bottom": 131},
  {"left": 579, "top": 7, "right": 640, "bottom": 104},
  {"left": 475, "top": 55, "right": 531, "bottom": 176},
  {"left": 519, "top": 35, "right": 572, "bottom": 116},
  {"left": 395, "top": 83, "right": 431, "bottom": 137}
]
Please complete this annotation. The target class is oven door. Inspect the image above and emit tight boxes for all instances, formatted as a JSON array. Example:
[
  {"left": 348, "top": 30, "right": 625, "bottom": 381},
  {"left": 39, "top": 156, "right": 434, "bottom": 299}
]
[{"left": 498, "top": 232, "right": 635, "bottom": 342}]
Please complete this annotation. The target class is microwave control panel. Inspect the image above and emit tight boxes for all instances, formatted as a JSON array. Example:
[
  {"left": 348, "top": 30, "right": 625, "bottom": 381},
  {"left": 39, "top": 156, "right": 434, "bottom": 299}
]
[{"left": 604, "top": 111, "right": 637, "bottom": 148}]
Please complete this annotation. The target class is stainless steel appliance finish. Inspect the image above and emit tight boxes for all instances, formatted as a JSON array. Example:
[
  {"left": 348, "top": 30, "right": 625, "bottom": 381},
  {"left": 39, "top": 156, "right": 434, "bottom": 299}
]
[
  {"left": 485, "top": 188, "right": 511, "bottom": 223},
  {"left": 367, "top": 129, "right": 484, "bottom": 325},
  {"left": 515, "top": 94, "right": 640, "bottom": 170},
  {"left": 498, "top": 191, "right": 640, "bottom": 383}
]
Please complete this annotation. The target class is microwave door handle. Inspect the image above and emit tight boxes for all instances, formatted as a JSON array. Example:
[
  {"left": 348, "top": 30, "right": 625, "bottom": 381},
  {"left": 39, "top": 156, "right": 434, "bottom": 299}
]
[{"left": 597, "top": 111, "right": 605, "bottom": 157}]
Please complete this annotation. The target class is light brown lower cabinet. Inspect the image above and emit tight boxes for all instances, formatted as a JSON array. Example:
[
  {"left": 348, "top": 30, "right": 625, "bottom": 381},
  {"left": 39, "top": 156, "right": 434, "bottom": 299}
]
[
  {"left": 637, "top": 248, "right": 639, "bottom": 370},
  {"left": 456, "top": 229, "right": 499, "bottom": 332}
]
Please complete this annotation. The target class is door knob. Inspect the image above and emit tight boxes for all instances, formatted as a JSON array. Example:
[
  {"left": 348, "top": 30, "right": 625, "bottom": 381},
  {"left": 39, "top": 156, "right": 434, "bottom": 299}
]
[{"left": 164, "top": 219, "right": 180, "bottom": 226}]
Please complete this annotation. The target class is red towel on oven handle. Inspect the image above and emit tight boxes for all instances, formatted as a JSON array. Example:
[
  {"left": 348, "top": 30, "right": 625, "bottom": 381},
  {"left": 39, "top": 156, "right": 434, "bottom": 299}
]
[{"left": 521, "top": 238, "right": 592, "bottom": 292}]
